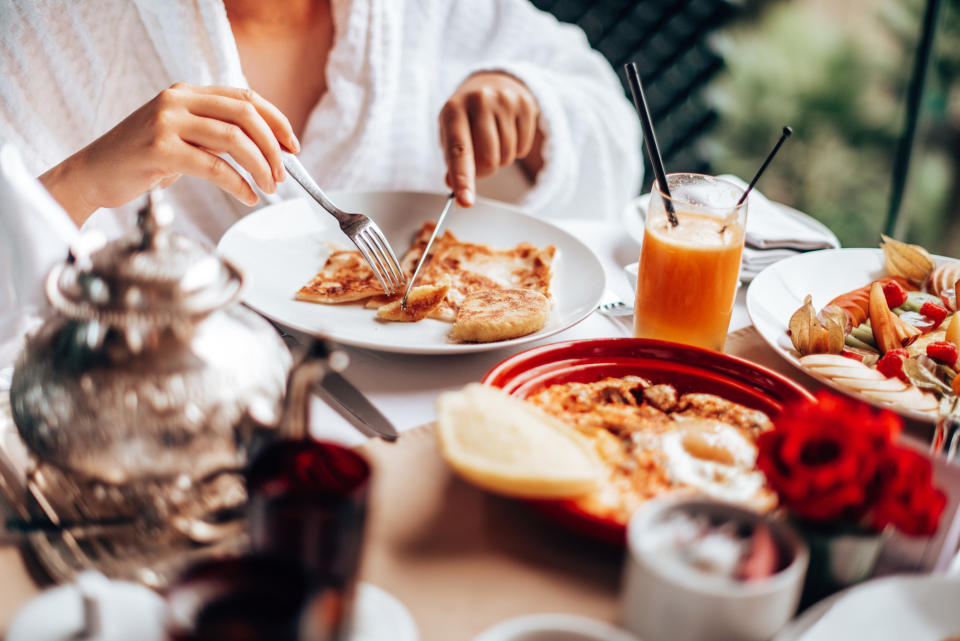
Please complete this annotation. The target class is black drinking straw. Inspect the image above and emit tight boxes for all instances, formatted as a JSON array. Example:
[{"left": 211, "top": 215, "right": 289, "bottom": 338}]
[
  {"left": 624, "top": 62, "right": 677, "bottom": 227},
  {"left": 737, "top": 126, "right": 793, "bottom": 206}
]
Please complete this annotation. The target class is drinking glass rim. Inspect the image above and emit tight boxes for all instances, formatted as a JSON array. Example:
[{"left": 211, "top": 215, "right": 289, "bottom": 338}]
[
  {"left": 652, "top": 172, "right": 747, "bottom": 215},
  {"left": 246, "top": 438, "right": 371, "bottom": 498}
]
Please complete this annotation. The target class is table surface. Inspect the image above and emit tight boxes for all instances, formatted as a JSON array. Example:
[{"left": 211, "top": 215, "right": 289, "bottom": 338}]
[
  {"left": 0, "top": 216, "right": 756, "bottom": 640},
  {"left": 2, "top": 218, "right": 957, "bottom": 639}
]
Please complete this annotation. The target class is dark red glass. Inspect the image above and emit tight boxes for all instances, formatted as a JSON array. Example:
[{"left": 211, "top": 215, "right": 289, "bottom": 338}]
[
  {"left": 245, "top": 439, "right": 371, "bottom": 640},
  {"left": 165, "top": 555, "right": 311, "bottom": 641}
]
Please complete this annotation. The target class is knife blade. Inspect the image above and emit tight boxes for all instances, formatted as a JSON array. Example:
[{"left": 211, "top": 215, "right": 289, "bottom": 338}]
[
  {"left": 315, "top": 370, "right": 399, "bottom": 442},
  {"left": 400, "top": 192, "right": 456, "bottom": 310}
]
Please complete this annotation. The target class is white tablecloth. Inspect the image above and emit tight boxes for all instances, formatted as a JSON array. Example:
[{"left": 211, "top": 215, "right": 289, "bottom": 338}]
[{"left": 308, "top": 219, "right": 752, "bottom": 446}]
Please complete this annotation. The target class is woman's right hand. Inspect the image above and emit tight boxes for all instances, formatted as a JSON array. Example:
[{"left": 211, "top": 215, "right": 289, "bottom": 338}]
[{"left": 40, "top": 83, "right": 300, "bottom": 224}]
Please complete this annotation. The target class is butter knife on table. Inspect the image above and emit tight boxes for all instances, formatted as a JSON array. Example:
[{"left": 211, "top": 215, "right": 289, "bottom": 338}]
[
  {"left": 313, "top": 369, "right": 398, "bottom": 442},
  {"left": 273, "top": 327, "right": 399, "bottom": 442},
  {"left": 400, "top": 192, "right": 456, "bottom": 310}
]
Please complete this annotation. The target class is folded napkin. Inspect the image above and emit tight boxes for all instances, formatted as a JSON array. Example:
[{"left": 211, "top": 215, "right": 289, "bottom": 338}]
[
  {"left": 722, "top": 173, "right": 840, "bottom": 281},
  {"left": 0, "top": 143, "right": 78, "bottom": 376},
  {"left": 741, "top": 246, "right": 811, "bottom": 281},
  {"left": 789, "top": 575, "right": 960, "bottom": 641},
  {"left": 715, "top": 175, "right": 839, "bottom": 252}
]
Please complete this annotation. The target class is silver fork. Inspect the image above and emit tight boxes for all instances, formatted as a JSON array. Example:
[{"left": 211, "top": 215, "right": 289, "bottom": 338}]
[
  {"left": 282, "top": 153, "right": 407, "bottom": 295},
  {"left": 597, "top": 299, "right": 634, "bottom": 317}
]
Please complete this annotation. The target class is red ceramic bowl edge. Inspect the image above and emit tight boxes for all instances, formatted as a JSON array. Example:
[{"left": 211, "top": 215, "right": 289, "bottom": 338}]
[{"left": 481, "top": 337, "right": 815, "bottom": 546}]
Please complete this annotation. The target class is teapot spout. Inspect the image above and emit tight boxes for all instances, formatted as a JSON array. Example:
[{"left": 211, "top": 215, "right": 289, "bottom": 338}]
[{"left": 276, "top": 340, "right": 344, "bottom": 439}]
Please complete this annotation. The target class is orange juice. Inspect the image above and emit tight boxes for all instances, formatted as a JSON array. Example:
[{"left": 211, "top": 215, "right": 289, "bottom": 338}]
[{"left": 634, "top": 212, "right": 744, "bottom": 351}]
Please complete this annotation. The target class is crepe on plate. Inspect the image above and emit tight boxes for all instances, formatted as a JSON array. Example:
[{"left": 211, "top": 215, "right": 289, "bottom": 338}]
[{"left": 295, "top": 222, "right": 557, "bottom": 340}]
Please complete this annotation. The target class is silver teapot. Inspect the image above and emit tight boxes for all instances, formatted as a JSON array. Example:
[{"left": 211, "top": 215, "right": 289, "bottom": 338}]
[{"left": 7, "top": 191, "right": 325, "bottom": 584}]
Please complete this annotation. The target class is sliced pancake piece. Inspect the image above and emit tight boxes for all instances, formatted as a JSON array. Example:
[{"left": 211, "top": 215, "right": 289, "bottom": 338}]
[
  {"left": 364, "top": 294, "right": 398, "bottom": 308},
  {"left": 450, "top": 288, "right": 550, "bottom": 343},
  {"left": 295, "top": 250, "right": 383, "bottom": 303},
  {"left": 365, "top": 292, "right": 456, "bottom": 322},
  {"left": 376, "top": 282, "right": 451, "bottom": 322},
  {"left": 296, "top": 221, "right": 557, "bottom": 327},
  {"left": 401, "top": 222, "right": 557, "bottom": 315}
]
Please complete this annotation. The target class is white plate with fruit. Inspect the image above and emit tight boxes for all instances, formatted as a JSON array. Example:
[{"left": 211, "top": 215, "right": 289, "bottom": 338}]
[{"left": 747, "top": 237, "right": 960, "bottom": 423}]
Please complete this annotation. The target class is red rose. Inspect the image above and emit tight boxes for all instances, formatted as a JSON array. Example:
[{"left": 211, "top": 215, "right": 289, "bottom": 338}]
[
  {"left": 759, "top": 391, "right": 947, "bottom": 537},
  {"left": 758, "top": 392, "right": 901, "bottom": 523},
  {"left": 757, "top": 426, "right": 872, "bottom": 522},
  {"left": 871, "top": 446, "right": 947, "bottom": 537}
]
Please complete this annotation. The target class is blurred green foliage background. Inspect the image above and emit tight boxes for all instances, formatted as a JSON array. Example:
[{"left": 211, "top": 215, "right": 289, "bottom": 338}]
[{"left": 709, "top": 0, "right": 960, "bottom": 254}]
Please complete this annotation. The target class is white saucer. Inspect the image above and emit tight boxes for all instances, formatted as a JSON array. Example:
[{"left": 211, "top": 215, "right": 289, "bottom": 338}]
[
  {"left": 6, "top": 576, "right": 416, "bottom": 641},
  {"left": 352, "top": 583, "right": 419, "bottom": 641},
  {"left": 773, "top": 575, "right": 960, "bottom": 641},
  {"left": 6, "top": 572, "right": 166, "bottom": 641},
  {"left": 473, "top": 613, "right": 640, "bottom": 641}
]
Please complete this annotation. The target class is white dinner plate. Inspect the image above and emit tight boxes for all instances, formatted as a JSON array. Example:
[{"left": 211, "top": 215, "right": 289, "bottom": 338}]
[
  {"left": 473, "top": 613, "right": 640, "bottom": 641},
  {"left": 6, "top": 577, "right": 416, "bottom": 641},
  {"left": 746, "top": 247, "right": 953, "bottom": 423},
  {"left": 774, "top": 575, "right": 960, "bottom": 641},
  {"left": 217, "top": 191, "right": 605, "bottom": 354}
]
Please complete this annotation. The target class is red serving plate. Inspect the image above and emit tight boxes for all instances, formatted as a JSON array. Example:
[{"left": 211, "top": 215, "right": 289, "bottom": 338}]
[{"left": 481, "top": 338, "right": 815, "bottom": 546}]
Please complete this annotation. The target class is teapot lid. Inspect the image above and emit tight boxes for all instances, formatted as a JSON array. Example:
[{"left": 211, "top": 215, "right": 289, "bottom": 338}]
[{"left": 44, "top": 190, "right": 242, "bottom": 326}]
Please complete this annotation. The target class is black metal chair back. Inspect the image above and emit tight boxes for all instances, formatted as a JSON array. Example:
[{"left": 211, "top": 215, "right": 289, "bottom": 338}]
[{"left": 534, "top": 0, "right": 738, "bottom": 190}]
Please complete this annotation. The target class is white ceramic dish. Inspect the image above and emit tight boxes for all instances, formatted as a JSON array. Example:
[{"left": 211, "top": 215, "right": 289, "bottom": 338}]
[
  {"left": 747, "top": 247, "right": 954, "bottom": 424},
  {"left": 351, "top": 583, "right": 419, "bottom": 641},
  {"left": 5, "top": 572, "right": 166, "bottom": 641},
  {"left": 6, "top": 578, "right": 415, "bottom": 641},
  {"left": 473, "top": 613, "right": 640, "bottom": 641},
  {"left": 774, "top": 574, "right": 960, "bottom": 641},
  {"left": 621, "top": 498, "right": 807, "bottom": 641},
  {"left": 218, "top": 191, "right": 605, "bottom": 355}
]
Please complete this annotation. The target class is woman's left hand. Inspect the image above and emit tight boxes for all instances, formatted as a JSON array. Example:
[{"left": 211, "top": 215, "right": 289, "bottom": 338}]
[{"left": 439, "top": 72, "right": 542, "bottom": 208}]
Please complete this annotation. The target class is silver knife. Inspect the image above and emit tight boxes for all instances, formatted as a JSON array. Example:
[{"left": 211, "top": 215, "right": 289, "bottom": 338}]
[
  {"left": 315, "top": 369, "right": 399, "bottom": 442},
  {"left": 400, "top": 192, "right": 456, "bottom": 310},
  {"left": 270, "top": 324, "right": 399, "bottom": 442}
]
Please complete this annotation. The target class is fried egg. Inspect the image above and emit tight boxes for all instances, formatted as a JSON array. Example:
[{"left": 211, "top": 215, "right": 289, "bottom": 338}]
[{"left": 661, "top": 418, "right": 770, "bottom": 509}]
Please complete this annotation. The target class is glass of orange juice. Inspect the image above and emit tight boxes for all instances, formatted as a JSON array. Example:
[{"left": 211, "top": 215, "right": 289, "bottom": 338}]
[{"left": 633, "top": 173, "right": 747, "bottom": 351}]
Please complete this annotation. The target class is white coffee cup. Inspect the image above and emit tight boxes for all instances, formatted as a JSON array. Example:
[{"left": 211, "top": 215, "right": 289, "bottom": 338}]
[{"left": 620, "top": 498, "right": 808, "bottom": 641}]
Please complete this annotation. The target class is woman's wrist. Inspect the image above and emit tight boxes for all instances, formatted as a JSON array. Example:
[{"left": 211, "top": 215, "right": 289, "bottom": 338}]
[
  {"left": 518, "top": 128, "right": 545, "bottom": 182},
  {"left": 39, "top": 151, "right": 98, "bottom": 226}
]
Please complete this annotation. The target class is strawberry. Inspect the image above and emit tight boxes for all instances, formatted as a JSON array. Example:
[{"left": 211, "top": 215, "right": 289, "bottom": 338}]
[
  {"left": 882, "top": 280, "right": 908, "bottom": 309},
  {"left": 876, "top": 349, "right": 909, "bottom": 381},
  {"left": 926, "top": 341, "right": 959, "bottom": 367},
  {"left": 920, "top": 301, "right": 949, "bottom": 328}
]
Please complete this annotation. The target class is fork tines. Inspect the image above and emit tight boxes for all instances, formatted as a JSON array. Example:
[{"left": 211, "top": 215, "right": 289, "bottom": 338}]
[{"left": 353, "top": 222, "right": 406, "bottom": 295}]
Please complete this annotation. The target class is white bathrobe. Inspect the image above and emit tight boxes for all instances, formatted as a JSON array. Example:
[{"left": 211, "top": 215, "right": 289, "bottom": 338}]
[{"left": 0, "top": 0, "right": 642, "bottom": 245}]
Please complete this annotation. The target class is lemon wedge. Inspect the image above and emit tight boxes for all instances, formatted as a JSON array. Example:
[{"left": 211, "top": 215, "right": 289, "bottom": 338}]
[{"left": 435, "top": 383, "right": 602, "bottom": 499}]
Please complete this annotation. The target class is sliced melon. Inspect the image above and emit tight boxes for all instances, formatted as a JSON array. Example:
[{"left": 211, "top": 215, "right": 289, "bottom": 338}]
[
  {"left": 859, "top": 387, "right": 938, "bottom": 413},
  {"left": 799, "top": 354, "right": 864, "bottom": 368},
  {"left": 807, "top": 366, "right": 885, "bottom": 380},
  {"left": 832, "top": 377, "right": 909, "bottom": 392}
]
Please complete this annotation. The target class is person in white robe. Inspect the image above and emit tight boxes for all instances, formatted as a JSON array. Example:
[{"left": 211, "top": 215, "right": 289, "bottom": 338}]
[
  {"left": 0, "top": 0, "right": 642, "bottom": 245},
  {"left": 0, "top": 0, "right": 642, "bottom": 371}
]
